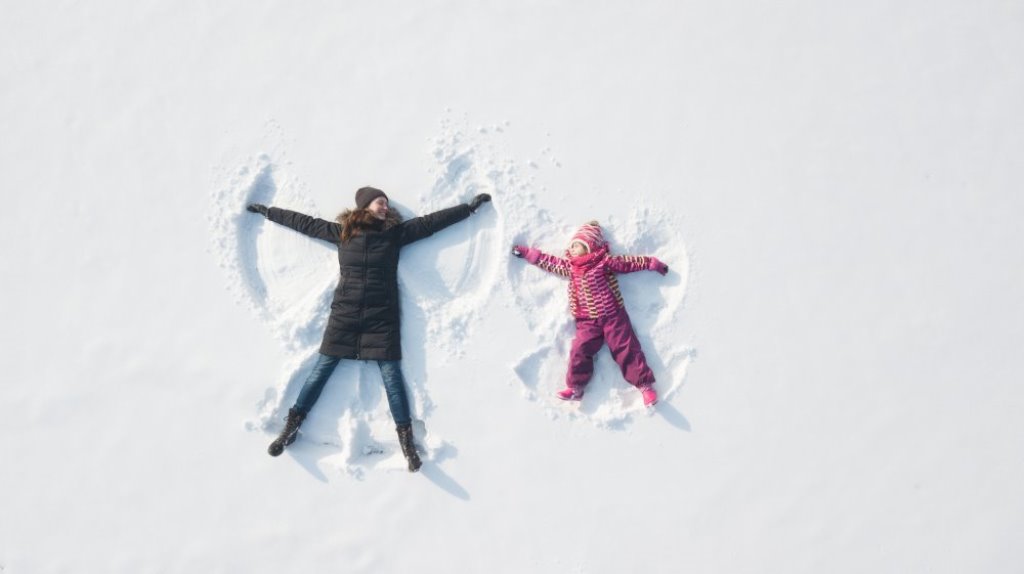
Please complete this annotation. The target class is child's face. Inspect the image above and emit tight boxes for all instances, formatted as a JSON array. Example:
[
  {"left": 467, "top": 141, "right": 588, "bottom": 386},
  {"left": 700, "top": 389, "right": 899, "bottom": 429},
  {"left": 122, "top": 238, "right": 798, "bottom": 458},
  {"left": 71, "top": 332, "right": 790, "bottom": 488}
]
[{"left": 569, "top": 241, "right": 588, "bottom": 257}]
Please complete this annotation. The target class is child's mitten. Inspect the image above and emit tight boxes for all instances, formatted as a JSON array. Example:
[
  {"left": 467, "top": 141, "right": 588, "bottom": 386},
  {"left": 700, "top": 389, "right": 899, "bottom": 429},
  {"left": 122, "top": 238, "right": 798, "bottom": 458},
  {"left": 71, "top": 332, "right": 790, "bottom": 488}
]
[
  {"left": 648, "top": 257, "right": 669, "bottom": 275},
  {"left": 512, "top": 245, "right": 540, "bottom": 263}
]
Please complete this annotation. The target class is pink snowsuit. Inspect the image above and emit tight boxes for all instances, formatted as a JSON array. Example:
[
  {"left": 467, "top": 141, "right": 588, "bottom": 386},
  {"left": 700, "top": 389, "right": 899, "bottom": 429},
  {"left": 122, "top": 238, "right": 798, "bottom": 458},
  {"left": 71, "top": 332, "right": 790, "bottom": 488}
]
[{"left": 519, "top": 239, "right": 665, "bottom": 391}]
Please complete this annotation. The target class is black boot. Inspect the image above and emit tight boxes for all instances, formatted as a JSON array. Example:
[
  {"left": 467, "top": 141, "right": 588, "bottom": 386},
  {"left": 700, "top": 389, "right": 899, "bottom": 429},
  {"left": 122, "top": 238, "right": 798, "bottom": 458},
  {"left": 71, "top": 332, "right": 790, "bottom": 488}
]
[
  {"left": 268, "top": 408, "right": 306, "bottom": 457},
  {"left": 396, "top": 423, "right": 422, "bottom": 472}
]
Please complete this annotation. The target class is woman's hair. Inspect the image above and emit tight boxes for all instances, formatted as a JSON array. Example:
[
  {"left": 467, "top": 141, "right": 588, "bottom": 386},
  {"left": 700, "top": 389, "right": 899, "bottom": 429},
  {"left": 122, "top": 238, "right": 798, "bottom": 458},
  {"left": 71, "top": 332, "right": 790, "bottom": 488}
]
[{"left": 335, "top": 208, "right": 404, "bottom": 243}]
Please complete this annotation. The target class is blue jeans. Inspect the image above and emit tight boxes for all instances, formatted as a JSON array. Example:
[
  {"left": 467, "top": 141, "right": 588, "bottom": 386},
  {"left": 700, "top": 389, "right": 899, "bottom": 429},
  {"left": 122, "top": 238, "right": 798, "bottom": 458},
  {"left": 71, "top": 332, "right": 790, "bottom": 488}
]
[{"left": 293, "top": 354, "right": 412, "bottom": 426}]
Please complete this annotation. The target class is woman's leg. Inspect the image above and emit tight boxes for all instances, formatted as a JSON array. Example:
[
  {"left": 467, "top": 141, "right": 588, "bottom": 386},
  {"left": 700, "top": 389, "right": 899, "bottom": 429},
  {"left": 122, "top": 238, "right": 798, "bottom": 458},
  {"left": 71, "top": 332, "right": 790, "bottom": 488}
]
[
  {"left": 293, "top": 353, "right": 343, "bottom": 414},
  {"left": 378, "top": 360, "right": 420, "bottom": 471},
  {"left": 269, "top": 353, "right": 341, "bottom": 457},
  {"left": 377, "top": 360, "right": 413, "bottom": 426}
]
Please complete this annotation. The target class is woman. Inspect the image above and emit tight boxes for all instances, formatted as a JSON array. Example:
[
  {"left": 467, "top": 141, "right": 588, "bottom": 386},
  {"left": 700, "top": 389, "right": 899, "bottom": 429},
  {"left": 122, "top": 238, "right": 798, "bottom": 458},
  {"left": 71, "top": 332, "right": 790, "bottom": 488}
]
[{"left": 246, "top": 187, "right": 492, "bottom": 471}]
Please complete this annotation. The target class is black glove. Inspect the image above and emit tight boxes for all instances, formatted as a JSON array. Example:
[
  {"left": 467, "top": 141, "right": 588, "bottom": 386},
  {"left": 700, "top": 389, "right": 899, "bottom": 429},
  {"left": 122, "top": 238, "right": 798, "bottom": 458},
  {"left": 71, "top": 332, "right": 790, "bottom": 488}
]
[
  {"left": 246, "top": 203, "right": 269, "bottom": 217},
  {"left": 468, "top": 193, "right": 492, "bottom": 213},
  {"left": 512, "top": 246, "right": 524, "bottom": 258}
]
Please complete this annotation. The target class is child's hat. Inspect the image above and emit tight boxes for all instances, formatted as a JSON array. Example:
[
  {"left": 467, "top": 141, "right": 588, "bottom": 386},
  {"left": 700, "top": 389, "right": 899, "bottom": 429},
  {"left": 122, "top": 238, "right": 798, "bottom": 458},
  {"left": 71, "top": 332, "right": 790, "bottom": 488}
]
[{"left": 571, "top": 221, "right": 606, "bottom": 253}]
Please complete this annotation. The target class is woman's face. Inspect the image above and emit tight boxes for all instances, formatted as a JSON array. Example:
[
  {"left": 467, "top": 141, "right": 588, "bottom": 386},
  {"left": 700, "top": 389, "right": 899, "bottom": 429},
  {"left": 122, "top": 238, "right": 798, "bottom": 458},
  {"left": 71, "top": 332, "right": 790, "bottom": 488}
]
[
  {"left": 367, "top": 196, "right": 389, "bottom": 220},
  {"left": 569, "top": 241, "right": 588, "bottom": 257}
]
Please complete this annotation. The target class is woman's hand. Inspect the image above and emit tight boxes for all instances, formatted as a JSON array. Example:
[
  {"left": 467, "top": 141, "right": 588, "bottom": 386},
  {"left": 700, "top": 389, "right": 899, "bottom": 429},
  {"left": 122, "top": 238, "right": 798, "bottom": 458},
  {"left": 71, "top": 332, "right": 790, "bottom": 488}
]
[
  {"left": 469, "top": 194, "right": 492, "bottom": 213},
  {"left": 246, "top": 203, "right": 269, "bottom": 217}
]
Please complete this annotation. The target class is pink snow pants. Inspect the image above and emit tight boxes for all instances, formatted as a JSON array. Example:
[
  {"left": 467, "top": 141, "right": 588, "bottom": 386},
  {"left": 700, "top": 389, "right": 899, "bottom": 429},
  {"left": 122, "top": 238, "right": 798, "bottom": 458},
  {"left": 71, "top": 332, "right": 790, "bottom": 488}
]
[{"left": 566, "top": 307, "right": 655, "bottom": 389}]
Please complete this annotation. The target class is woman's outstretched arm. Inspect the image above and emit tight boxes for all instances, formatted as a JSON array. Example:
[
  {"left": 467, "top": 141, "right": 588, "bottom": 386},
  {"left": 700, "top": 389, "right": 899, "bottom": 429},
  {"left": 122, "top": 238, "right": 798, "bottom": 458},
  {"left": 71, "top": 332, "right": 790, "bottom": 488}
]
[
  {"left": 398, "top": 204, "right": 472, "bottom": 246},
  {"left": 398, "top": 194, "right": 491, "bottom": 246},
  {"left": 247, "top": 203, "right": 341, "bottom": 243}
]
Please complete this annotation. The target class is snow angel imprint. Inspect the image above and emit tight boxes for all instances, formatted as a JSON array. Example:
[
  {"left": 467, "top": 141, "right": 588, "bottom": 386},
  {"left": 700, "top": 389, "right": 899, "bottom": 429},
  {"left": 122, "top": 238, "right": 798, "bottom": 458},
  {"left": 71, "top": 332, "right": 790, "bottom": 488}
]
[
  {"left": 246, "top": 187, "right": 492, "bottom": 471},
  {"left": 513, "top": 221, "right": 669, "bottom": 407}
]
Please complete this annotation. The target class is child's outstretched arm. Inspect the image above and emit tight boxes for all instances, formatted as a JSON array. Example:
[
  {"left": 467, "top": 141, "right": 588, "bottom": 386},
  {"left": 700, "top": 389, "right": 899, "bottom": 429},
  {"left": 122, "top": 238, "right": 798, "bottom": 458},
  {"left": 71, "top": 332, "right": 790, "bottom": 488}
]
[
  {"left": 512, "top": 245, "right": 571, "bottom": 278},
  {"left": 606, "top": 254, "right": 669, "bottom": 275}
]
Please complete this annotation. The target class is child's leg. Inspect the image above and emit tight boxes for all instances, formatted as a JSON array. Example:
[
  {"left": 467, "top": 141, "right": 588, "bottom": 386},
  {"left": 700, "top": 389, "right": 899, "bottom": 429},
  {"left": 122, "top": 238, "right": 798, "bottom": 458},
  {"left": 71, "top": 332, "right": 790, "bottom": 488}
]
[
  {"left": 603, "top": 308, "right": 655, "bottom": 388},
  {"left": 293, "top": 353, "right": 343, "bottom": 414},
  {"left": 566, "top": 318, "right": 606, "bottom": 389},
  {"left": 377, "top": 360, "right": 413, "bottom": 427}
]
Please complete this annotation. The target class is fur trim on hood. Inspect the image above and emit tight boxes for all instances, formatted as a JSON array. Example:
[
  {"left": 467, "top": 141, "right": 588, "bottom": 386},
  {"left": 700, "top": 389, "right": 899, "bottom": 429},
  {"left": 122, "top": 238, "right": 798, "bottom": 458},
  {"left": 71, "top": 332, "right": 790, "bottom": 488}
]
[{"left": 335, "top": 208, "right": 404, "bottom": 243}]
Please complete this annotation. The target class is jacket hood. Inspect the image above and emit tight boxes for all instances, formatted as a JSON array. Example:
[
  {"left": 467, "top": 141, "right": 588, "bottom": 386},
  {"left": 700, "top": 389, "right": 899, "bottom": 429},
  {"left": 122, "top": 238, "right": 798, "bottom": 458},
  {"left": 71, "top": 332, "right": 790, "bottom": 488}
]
[
  {"left": 570, "top": 221, "right": 607, "bottom": 253},
  {"left": 335, "top": 208, "right": 405, "bottom": 242}
]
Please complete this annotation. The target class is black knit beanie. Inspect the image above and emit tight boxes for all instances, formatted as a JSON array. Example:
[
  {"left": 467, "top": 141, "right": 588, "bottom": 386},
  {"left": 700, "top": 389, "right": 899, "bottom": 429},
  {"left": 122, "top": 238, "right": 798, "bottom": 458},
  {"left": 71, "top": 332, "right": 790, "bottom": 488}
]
[{"left": 355, "top": 187, "right": 388, "bottom": 210}]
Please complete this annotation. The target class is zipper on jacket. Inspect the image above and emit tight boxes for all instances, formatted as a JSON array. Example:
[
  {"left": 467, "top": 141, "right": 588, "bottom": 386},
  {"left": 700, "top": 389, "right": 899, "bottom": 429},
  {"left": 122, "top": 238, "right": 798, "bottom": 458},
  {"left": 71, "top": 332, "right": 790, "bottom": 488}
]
[{"left": 356, "top": 237, "right": 368, "bottom": 359}]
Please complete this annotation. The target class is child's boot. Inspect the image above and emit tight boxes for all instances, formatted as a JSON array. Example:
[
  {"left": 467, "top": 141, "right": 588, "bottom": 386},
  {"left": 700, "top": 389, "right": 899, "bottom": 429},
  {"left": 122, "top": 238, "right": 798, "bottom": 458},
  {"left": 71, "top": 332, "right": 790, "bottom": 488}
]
[
  {"left": 556, "top": 386, "right": 584, "bottom": 401},
  {"left": 640, "top": 385, "right": 658, "bottom": 407}
]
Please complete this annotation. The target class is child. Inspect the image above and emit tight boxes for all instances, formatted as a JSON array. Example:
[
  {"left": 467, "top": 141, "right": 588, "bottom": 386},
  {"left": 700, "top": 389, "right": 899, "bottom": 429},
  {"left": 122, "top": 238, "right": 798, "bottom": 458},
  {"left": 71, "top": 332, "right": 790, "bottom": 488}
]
[{"left": 513, "top": 221, "right": 669, "bottom": 407}]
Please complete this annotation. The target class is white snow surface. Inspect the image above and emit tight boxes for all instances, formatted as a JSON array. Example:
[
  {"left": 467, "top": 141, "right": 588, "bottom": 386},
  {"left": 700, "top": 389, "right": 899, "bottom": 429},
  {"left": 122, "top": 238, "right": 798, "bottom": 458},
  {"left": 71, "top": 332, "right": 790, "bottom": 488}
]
[{"left": 3, "top": 1, "right": 1024, "bottom": 572}]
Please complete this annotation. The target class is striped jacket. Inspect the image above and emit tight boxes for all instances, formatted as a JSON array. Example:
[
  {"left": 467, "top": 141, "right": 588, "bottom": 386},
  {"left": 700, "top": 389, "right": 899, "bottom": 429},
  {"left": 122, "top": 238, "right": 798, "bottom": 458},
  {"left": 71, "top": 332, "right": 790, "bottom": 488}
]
[{"left": 522, "top": 246, "right": 655, "bottom": 319}]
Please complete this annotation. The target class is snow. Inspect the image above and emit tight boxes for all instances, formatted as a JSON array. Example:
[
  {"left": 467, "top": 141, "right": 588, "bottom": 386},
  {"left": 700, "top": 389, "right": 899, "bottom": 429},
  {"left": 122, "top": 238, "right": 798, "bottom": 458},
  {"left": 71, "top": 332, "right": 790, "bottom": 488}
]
[{"left": 3, "top": 1, "right": 1024, "bottom": 572}]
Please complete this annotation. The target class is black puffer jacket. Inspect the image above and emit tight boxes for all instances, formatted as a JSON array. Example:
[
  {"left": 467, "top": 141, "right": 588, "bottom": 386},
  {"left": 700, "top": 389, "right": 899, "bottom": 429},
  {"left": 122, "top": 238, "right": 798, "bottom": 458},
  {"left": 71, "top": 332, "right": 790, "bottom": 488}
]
[{"left": 266, "top": 204, "right": 473, "bottom": 360}]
